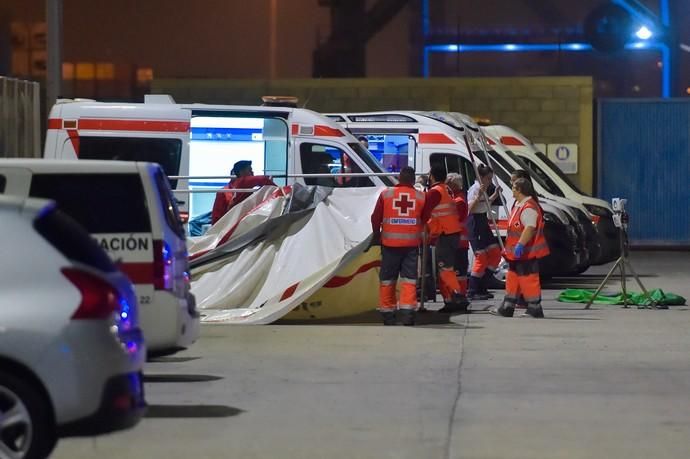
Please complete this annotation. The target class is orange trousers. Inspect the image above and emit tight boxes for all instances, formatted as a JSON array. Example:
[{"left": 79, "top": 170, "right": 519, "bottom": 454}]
[
  {"left": 379, "top": 246, "right": 419, "bottom": 311},
  {"left": 471, "top": 244, "right": 501, "bottom": 277},
  {"left": 435, "top": 233, "right": 462, "bottom": 302},
  {"left": 503, "top": 259, "right": 542, "bottom": 306}
]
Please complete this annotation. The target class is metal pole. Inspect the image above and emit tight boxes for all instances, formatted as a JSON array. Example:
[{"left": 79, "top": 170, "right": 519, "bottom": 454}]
[
  {"left": 462, "top": 134, "right": 505, "bottom": 251},
  {"left": 31, "top": 82, "right": 41, "bottom": 157},
  {"left": 46, "top": 0, "right": 63, "bottom": 111},
  {"left": 584, "top": 257, "right": 621, "bottom": 310},
  {"left": 473, "top": 129, "right": 510, "bottom": 219}
]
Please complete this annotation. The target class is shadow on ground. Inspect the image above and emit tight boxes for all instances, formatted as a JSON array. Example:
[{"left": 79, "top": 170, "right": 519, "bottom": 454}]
[
  {"left": 147, "top": 356, "right": 202, "bottom": 364},
  {"left": 144, "top": 404, "right": 244, "bottom": 418},
  {"left": 144, "top": 374, "right": 224, "bottom": 383}
]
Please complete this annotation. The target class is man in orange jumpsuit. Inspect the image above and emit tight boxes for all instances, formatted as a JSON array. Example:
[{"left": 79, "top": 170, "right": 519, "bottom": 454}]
[
  {"left": 371, "top": 166, "right": 426, "bottom": 325},
  {"left": 422, "top": 165, "right": 469, "bottom": 314},
  {"left": 446, "top": 172, "right": 470, "bottom": 302}
]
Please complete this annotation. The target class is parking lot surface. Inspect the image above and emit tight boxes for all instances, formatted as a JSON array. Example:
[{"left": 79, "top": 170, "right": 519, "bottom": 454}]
[{"left": 53, "top": 252, "right": 690, "bottom": 459}]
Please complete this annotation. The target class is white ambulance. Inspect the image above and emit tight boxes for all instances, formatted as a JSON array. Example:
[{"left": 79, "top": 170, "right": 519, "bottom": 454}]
[
  {"left": 481, "top": 124, "right": 620, "bottom": 264},
  {"left": 326, "top": 110, "right": 585, "bottom": 277},
  {"left": 44, "top": 95, "right": 394, "bottom": 224}
]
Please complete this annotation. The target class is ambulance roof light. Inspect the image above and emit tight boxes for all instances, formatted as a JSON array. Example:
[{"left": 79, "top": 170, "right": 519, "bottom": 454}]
[
  {"left": 473, "top": 117, "right": 492, "bottom": 126},
  {"left": 261, "top": 96, "right": 299, "bottom": 108}
]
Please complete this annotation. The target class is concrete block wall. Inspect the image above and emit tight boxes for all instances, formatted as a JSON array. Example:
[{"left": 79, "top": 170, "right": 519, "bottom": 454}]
[{"left": 153, "top": 76, "right": 594, "bottom": 193}]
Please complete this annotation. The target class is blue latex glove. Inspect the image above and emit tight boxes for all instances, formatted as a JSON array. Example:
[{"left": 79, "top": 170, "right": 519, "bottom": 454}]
[{"left": 514, "top": 243, "right": 525, "bottom": 258}]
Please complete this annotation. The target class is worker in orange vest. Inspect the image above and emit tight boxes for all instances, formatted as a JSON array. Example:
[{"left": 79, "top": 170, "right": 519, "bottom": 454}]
[
  {"left": 370, "top": 166, "right": 426, "bottom": 325},
  {"left": 446, "top": 172, "right": 470, "bottom": 300},
  {"left": 422, "top": 165, "right": 469, "bottom": 313},
  {"left": 490, "top": 177, "right": 550, "bottom": 318}
]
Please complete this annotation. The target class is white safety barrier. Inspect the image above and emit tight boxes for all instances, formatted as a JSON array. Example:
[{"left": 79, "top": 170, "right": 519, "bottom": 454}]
[{"left": 0, "top": 76, "right": 41, "bottom": 158}]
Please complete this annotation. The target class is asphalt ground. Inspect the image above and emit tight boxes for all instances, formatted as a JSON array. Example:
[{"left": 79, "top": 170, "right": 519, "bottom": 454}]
[{"left": 52, "top": 251, "right": 690, "bottom": 459}]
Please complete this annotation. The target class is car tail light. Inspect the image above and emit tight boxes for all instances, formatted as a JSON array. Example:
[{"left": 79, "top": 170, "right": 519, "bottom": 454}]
[
  {"left": 62, "top": 268, "right": 120, "bottom": 320},
  {"left": 153, "top": 240, "right": 172, "bottom": 291},
  {"left": 179, "top": 211, "right": 189, "bottom": 224},
  {"left": 591, "top": 215, "right": 601, "bottom": 225}
]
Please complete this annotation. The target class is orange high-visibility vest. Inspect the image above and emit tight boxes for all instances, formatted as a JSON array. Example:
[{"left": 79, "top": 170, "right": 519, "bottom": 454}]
[
  {"left": 505, "top": 198, "right": 550, "bottom": 260},
  {"left": 428, "top": 184, "right": 462, "bottom": 237},
  {"left": 381, "top": 186, "right": 426, "bottom": 247},
  {"left": 453, "top": 195, "right": 470, "bottom": 249}
]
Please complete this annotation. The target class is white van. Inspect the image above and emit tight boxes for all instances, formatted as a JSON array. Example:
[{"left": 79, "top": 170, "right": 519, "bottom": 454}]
[
  {"left": 44, "top": 95, "right": 393, "bottom": 224},
  {"left": 480, "top": 124, "right": 620, "bottom": 263},
  {"left": 0, "top": 159, "right": 199, "bottom": 353},
  {"left": 326, "top": 110, "right": 584, "bottom": 277}
]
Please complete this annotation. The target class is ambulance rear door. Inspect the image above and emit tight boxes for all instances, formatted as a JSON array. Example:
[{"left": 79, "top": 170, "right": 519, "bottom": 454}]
[
  {"left": 183, "top": 107, "right": 290, "bottom": 219},
  {"left": 51, "top": 102, "right": 192, "bottom": 212}
]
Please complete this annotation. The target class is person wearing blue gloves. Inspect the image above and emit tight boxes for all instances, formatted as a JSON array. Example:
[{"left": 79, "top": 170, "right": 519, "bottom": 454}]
[{"left": 490, "top": 177, "right": 550, "bottom": 318}]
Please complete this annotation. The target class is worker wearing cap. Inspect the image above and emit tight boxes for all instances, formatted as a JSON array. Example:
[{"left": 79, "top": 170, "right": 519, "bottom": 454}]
[
  {"left": 421, "top": 164, "right": 469, "bottom": 313},
  {"left": 211, "top": 160, "right": 276, "bottom": 225},
  {"left": 371, "top": 166, "right": 425, "bottom": 326},
  {"left": 491, "top": 177, "right": 550, "bottom": 318}
]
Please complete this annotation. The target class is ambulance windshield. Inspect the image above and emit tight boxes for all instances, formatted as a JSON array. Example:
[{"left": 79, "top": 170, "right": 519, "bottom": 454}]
[{"left": 348, "top": 142, "right": 395, "bottom": 186}]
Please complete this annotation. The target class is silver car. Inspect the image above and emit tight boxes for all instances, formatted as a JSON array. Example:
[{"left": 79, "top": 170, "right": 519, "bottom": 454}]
[{"left": 0, "top": 195, "right": 146, "bottom": 459}]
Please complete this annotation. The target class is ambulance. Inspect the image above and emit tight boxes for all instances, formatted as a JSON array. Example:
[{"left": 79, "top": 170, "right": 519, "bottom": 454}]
[
  {"left": 481, "top": 124, "right": 620, "bottom": 264},
  {"left": 326, "top": 110, "right": 586, "bottom": 278},
  {"left": 44, "top": 95, "right": 394, "bottom": 225}
]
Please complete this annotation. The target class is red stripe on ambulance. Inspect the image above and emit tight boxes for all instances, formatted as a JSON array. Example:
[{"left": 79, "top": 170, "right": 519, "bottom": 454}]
[
  {"left": 313, "top": 125, "right": 345, "bottom": 137},
  {"left": 419, "top": 133, "right": 455, "bottom": 144},
  {"left": 47, "top": 118, "right": 189, "bottom": 133},
  {"left": 78, "top": 119, "right": 190, "bottom": 132}
]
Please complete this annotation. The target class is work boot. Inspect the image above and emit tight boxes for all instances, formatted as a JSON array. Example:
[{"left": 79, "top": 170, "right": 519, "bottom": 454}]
[
  {"left": 479, "top": 272, "right": 496, "bottom": 298},
  {"left": 452, "top": 291, "right": 470, "bottom": 312},
  {"left": 489, "top": 302, "right": 515, "bottom": 317},
  {"left": 521, "top": 304, "right": 544, "bottom": 318},
  {"left": 468, "top": 276, "right": 490, "bottom": 300},
  {"left": 468, "top": 291, "right": 492, "bottom": 301},
  {"left": 398, "top": 309, "right": 415, "bottom": 326},
  {"left": 380, "top": 311, "right": 397, "bottom": 325}
]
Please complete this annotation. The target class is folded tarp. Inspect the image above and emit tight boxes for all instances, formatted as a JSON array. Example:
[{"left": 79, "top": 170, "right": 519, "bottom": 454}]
[
  {"left": 558, "top": 288, "right": 686, "bottom": 306},
  {"left": 189, "top": 186, "right": 384, "bottom": 324}
]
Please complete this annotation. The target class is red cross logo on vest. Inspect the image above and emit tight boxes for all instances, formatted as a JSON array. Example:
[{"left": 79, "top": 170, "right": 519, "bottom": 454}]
[{"left": 393, "top": 193, "right": 415, "bottom": 216}]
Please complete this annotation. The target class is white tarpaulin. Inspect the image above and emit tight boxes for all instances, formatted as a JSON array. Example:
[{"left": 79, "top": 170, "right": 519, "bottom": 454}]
[{"left": 189, "top": 186, "right": 383, "bottom": 324}]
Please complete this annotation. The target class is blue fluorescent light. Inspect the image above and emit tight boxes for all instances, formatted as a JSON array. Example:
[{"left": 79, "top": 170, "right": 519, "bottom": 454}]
[
  {"left": 423, "top": 40, "right": 669, "bottom": 97},
  {"left": 635, "top": 26, "right": 653, "bottom": 40},
  {"left": 426, "top": 43, "right": 592, "bottom": 53}
]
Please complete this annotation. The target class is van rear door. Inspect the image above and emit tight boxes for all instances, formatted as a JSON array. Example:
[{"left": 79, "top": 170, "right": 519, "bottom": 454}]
[{"left": 27, "top": 172, "right": 156, "bottom": 307}]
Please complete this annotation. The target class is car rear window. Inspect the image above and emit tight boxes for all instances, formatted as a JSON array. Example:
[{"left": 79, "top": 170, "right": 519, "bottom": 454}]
[
  {"left": 29, "top": 174, "right": 151, "bottom": 233},
  {"left": 78, "top": 137, "right": 182, "bottom": 187},
  {"left": 154, "top": 168, "right": 186, "bottom": 239},
  {"left": 34, "top": 207, "right": 116, "bottom": 272}
]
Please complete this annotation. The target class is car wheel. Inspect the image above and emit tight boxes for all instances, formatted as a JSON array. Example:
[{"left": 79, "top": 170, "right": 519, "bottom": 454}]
[{"left": 0, "top": 371, "right": 56, "bottom": 459}]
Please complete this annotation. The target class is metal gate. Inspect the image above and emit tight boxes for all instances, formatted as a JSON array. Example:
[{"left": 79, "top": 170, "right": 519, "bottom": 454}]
[
  {"left": 0, "top": 76, "right": 42, "bottom": 158},
  {"left": 597, "top": 99, "right": 690, "bottom": 246}
]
